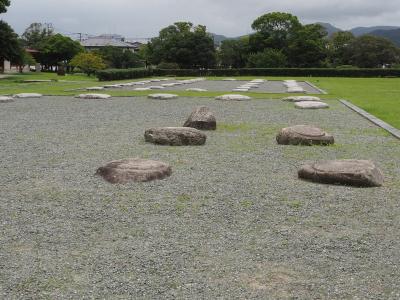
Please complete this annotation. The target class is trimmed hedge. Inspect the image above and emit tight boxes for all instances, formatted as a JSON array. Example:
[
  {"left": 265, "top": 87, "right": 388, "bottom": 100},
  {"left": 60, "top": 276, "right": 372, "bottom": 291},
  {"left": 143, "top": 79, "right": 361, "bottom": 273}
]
[
  {"left": 97, "top": 68, "right": 153, "bottom": 81},
  {"left": 154, "top": 68, "right": 400, "bottom": 78},
  {"left": 97, "top": 67, "right": 400, "bottom": 81}
]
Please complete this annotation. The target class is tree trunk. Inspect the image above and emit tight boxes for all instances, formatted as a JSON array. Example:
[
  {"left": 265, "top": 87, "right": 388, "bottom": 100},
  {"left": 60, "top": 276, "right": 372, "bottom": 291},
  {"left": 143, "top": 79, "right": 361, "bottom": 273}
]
[{"left": 0, "top": 58, "right": 4, "bottom": 74}]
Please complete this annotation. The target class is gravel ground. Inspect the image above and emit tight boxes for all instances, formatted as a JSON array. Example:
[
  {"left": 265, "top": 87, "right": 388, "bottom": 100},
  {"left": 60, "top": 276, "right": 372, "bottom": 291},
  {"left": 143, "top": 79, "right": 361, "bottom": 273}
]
[
  {"left": 1, "top": 96, "right": 400, "bottom": 299},
  {"left": 112, "top": 80, "right": 322, "bottom": 94}
]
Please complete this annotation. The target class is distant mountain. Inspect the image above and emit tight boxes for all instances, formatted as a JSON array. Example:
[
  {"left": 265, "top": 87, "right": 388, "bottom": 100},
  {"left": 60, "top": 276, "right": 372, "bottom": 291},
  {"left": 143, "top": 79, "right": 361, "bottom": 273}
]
[
  {"left": 211, "top": 33, "right": 231, "bottom": 46},
  {"left": 210, "top": 33, "right": 244, "bottom": 46},
  {"left": 211, "top": 24, "right": 400, "bottom": 46},
  {"left": 350, "top": 26, "right": 400, "bottom": 37},
  {"left": 317, "top": 22, "right": 342, "bottom": 36},
  {"left": 368, "top": 28, "right": 400, "bottom": 46}
]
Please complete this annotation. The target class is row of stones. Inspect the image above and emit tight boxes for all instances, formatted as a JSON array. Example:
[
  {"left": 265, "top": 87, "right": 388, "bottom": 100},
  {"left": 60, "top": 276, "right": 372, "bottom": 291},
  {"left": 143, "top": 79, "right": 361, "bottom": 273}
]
[
  {"left": 1, "top": 94, "right": 329, "bottom": 110},
  {"left": 232, "top": 79, "right": 266, "bottom": 92},
  {"left": 86, "top": 78, "right": 208, "bottom": 92},
  {"left": 98, "top": 105, "right": 384, "bottom": 187}
]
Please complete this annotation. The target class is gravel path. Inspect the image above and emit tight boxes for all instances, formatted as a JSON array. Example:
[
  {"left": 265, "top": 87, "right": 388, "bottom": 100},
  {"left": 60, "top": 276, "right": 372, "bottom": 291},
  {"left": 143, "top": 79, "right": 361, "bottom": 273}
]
[
  {"left": 112, "top": 80, "right": 322, "bottom": 94},
  {"left": 1, "top": 96, "right": 399, "bottom": 298}
]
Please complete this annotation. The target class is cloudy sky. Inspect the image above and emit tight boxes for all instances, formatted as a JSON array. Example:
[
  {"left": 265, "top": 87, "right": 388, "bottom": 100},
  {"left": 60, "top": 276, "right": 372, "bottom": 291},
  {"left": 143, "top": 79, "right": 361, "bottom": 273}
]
[{"left": 2, "top": 0, "right": 400, "bottom": 38}]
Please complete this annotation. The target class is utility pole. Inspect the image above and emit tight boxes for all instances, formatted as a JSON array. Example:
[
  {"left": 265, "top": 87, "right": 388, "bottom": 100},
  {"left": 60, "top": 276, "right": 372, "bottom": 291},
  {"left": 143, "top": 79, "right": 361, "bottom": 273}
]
[{"left": 75, "top": 33, "right": 83, "bottom": 42}]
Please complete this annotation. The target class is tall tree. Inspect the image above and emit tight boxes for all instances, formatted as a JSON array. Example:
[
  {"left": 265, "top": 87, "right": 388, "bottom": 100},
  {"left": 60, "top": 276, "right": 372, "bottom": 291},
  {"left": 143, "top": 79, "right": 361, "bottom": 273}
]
[
  {"left": 218, "top": 37, "right": 250, "bottom": 68},
  {"left": 286, "top": 23, "right": 328, "bottom": 67},
  {"left": 347, "top": 35, "right": 400, "bottom": 68},
  {"left": 38, "top": 34, "right": 84, "bottom": 69},
  {"left": 0, "top": 20, "right": 20, "bottom": 73},
  {"left": 95, "top": 46, "right": 144, "bottom": 69},
  {"left": 21, "top": 23, "right": 54, "bottom": 49},
  {"left": 247, "top": 48, "right": 287, "bottom": 68},
  {"left": 328, "top": 31, "right": 355, "bottom": 66},
  {"left": 146, "top": 22, "right": 216, "bottom": 68},
  {"left": 250, "top": 12, "right": 301, "bottom": 52},
  {"left": 0, "top": 0, "right": 10, "bottom": 13}
]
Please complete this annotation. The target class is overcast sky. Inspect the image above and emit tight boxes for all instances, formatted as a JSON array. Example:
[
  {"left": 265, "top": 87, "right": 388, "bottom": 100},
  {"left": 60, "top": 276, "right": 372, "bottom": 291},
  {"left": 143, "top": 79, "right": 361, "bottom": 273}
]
[{"left": 2, "top": 0, "right": 400, "bottom": 39}]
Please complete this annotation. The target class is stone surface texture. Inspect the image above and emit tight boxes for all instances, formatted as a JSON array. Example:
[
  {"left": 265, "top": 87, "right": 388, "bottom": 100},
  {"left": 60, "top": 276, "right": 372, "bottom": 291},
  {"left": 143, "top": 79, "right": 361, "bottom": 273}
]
[
  {"left": 0, "top": 96, "right": 14, "bottom": 103},
  {"left": 215, "top": 94, "right": 251, "bottom": 101},
  {"left": 183, "top": 106, "right": 216, "bottom": 130},
  {"left": 283, "top": 96, "right": 321, "bottom": 102},
  {"left": 276, "top": 125, "right": 334, "bottom": 146},
  {"left": 148, "top": 93, "right": 178, "bottom": 100},
  {"left": 298, "top": 159, "right": 384, "bottom": 187},
  {"left": 295, "top": 101, "right": 329, "bottom": 109},
  {"left": 145, "top": 127, "right": 206, "bottom": 146},
  {"left": 96, "top": 158, "right": 172, "bottom": 184},
  {"left": 13, "top": 93, "right": 42, "bottom": 98},
  {"left": 76, "top": 94, "right": 111, "bottom": 99}
]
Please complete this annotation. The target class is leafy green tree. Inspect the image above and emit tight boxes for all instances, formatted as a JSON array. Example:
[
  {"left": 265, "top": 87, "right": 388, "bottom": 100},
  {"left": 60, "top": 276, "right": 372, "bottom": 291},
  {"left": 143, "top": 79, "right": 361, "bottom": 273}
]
[
  {"left": 0, "top": 20, "right": 21, "bottom": 73},
  {"left": 21, "top": 23, "right": 54, "bottom": 49},
  {"left": 0, "top": 0, "right": 10, "bottom": 13},
  {"left": 248, "top": 12, "right": 327, "bottom": 67},
  {"left": 38, "top": 34, "right": 84, "bottom": 69},
  {"left": 95, "top": 46, "right": 144, "bottom": 69},
  {"left": 146, "top": 22, "right": 216, "bottom": 68},
  {"left": 13, "top": 49, "right": 36, "bottom": 73},
  {"left": 328, "top": 31, "right": 355, "bottom": 66},
  {"left": 347, "top": 35, "right": 400, "bottom": 68},
  {"left": 287, "top": 23, "right": 328, "bottom": 67},
  {"left": 218, "top": 37, "right": 249, "bottom": 68},
  {"left": 247, "top": 48, "right": 287, "bottom": 68},
  {"left": 249, "top": 12, "right": 301, "bottom": 52},
  {"left": 70, "top": 52, "right": 106, "bottom": 76}
]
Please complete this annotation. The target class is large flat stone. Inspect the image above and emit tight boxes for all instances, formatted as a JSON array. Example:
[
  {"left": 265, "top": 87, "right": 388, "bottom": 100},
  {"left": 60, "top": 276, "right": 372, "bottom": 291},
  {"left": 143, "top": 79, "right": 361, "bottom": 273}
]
[
  {"left": 295, "top": 101, "right": 329, "bottom": 109},
  {"left": 145, "top": 127, "right": 206, "bottom": 146},
  {"left": 298, "top": 159, "right": 384, "bottom": 187},
  {"left": 75, "top": 94, "right": 111, "bottom": 99},
  {"left": 13, "top": 93, "right": 42, "bottom": 98},
  {"left": 216, "top": 94, "right": 251, "bottom": 101},
  {"left": 148, "top": 93, "right": 178, "bottom": 100},
  {"left": 283, "top": 96, "right": 321, "bottom": 102},
  {"left": 0, "top": 96, "right": 14, "bottom": 103},
  {"left": 276, "top": 125, "right": 334, "bottom": 146},
  {"left": 96, "top": 158, "right": 172, "bottom": 184},
  {"left": 86, "top": 87, "right": 105, "bottom": 91},
  {"left": 287, "top": 86, "right": 305, "bottom": 93}
]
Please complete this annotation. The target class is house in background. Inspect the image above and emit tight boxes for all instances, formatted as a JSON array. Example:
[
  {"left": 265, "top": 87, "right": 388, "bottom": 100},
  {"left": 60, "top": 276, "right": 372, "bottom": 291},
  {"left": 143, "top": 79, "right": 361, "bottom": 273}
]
[{"left": 81, "top": 34, "right": 143, "bottom": 52}]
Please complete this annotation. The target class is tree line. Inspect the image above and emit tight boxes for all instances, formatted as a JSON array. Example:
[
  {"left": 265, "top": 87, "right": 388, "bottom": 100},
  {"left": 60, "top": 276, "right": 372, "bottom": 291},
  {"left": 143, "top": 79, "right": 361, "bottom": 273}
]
[
  {"left": 1, "top": 0, "right": 400, "bottom": 74},
  {"left": 144, "top": 12, "right": 400, "bottom": 69}
]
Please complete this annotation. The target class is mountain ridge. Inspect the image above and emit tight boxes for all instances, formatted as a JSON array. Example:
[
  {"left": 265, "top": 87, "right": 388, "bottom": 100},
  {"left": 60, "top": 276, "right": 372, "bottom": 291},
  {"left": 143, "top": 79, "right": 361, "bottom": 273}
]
[{"left": 210, "top": 24, "right": 400, "bottom": 47}]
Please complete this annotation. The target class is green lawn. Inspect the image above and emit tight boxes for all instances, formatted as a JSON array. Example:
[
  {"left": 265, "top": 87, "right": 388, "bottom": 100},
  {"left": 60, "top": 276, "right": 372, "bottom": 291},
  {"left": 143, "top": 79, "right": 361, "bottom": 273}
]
[{"left": 1, "top": 73, "right": 399, "bottom": 129}]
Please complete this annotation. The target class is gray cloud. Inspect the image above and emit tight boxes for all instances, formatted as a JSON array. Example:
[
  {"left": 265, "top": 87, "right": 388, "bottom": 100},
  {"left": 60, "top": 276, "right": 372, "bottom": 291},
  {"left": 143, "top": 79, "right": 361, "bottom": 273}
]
[{"left": 2, "top": 0, "right": 400, "bottom": 38}]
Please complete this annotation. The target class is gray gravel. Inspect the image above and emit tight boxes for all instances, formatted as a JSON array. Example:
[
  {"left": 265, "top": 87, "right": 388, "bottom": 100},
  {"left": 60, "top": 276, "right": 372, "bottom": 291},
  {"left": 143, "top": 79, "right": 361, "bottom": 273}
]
[
  {"left": 113, "top": 80, "right": 322, "bottom": 94},
  {"left": 1, "top": 96, "right": 400, "bottom": 299}
]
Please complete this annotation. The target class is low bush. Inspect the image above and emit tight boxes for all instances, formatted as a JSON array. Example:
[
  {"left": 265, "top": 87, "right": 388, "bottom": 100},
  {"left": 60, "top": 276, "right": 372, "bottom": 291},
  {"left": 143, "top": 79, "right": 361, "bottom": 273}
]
[{"left": 157, "top": 62, "right": 180, "bottom": 69}]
